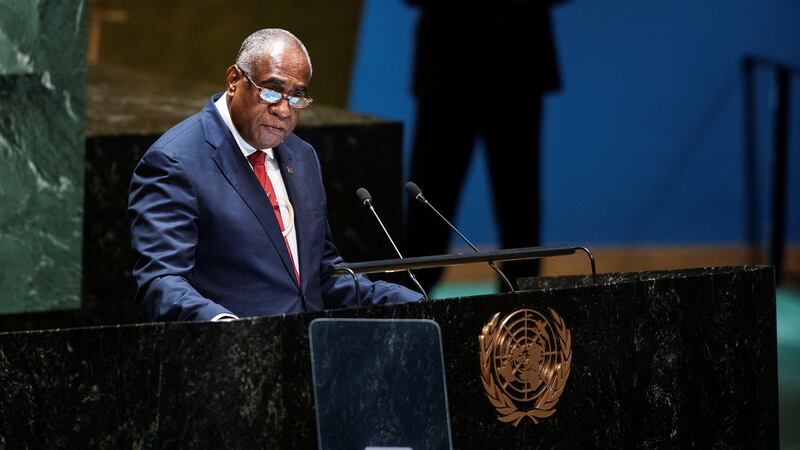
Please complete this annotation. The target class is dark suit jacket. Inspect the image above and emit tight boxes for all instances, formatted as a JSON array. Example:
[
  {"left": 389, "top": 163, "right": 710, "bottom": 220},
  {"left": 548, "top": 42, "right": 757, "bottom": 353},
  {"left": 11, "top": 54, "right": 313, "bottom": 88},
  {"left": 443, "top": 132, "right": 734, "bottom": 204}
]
[
  {"left": 409, "top": 0, "right": 563, "bottom": 96},
  {"left": 128, "top": 95, "right": 419, "bottom": 321}
]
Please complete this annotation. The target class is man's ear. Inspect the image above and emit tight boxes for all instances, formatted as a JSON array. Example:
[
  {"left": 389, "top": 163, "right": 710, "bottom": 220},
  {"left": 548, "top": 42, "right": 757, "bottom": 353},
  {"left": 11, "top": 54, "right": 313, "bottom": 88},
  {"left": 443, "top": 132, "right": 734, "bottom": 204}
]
[{"left": 225, "top": 65, "right": 240, "bottom": 96}]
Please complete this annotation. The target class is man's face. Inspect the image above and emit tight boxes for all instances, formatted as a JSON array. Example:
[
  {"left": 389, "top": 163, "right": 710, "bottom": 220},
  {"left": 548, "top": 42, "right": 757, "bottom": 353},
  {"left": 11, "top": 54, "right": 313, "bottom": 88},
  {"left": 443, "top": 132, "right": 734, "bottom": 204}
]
[{"left": 226, "top": 43, "right": 311, "bottom": 149}]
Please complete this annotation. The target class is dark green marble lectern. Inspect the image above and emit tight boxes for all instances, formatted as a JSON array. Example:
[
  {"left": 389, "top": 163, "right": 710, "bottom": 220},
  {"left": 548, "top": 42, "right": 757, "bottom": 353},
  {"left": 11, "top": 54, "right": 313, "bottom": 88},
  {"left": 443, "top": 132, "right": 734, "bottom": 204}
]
[{"left": 0, "top": 266, "right": 778, "bottom": 448}]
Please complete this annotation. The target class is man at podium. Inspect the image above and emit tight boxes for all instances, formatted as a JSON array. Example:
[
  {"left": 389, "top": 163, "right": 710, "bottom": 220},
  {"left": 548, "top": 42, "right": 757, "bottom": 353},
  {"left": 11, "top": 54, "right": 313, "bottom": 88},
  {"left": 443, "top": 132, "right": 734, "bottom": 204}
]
[{"left": 128, "top": 28, "right": 420, "bottom": 322}]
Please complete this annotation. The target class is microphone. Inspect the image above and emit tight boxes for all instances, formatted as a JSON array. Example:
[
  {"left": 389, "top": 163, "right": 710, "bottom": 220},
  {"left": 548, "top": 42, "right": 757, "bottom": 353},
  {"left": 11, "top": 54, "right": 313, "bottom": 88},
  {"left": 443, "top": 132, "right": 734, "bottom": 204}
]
[
  {"left": 405, "top": 181, "right": 516, "bottom": 292},
  {"left": 356, "top": 187, "right": 372, "bottom": 206},
  {"left": 356, "top": 187, "right": 429, "bottom": 301}
]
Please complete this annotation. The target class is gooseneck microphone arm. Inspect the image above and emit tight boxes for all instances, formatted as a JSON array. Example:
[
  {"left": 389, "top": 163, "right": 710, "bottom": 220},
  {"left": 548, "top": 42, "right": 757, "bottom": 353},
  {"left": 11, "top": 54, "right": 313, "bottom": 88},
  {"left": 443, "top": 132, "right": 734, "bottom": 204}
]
[
  {"left": 356, "top": 188, "right": 430, "bottom": 302},
  {"left": 405, "top": 181, "right": 516, "bottom": 292}
]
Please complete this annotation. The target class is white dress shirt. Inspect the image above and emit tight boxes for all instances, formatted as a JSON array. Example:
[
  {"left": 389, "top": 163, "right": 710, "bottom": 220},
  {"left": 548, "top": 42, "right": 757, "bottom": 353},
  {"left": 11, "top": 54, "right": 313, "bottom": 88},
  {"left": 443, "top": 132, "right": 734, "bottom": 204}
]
[{"left": 210, "top": 94, "right": 300, "bottom": 321}]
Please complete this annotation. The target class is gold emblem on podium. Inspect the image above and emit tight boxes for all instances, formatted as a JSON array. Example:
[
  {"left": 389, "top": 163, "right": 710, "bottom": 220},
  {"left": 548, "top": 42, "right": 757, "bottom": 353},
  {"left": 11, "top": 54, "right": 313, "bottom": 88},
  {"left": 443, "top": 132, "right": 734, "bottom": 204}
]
[{"left": 479, "top": 308, "right": 572, "bottom": 426}]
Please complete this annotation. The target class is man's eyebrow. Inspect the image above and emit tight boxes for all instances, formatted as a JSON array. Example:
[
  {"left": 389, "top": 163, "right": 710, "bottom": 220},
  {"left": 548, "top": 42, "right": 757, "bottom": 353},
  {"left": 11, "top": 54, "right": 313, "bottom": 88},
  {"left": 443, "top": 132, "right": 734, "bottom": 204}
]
[
  {"left": 258, "top": 76, "right": 285, "bottom": 87},
  {"left": 258, "top": 77, "right": 307, "bottom": 94}
]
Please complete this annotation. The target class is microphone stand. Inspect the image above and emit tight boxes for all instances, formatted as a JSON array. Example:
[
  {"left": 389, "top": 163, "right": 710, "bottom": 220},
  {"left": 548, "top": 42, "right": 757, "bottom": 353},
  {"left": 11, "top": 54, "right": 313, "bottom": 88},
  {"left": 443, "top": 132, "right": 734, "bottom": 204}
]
[
  {"left": 406, "top": 182, "right": 516, "bottom": 292},
  {"left": 358, "top": 188, "right": 430, "bottom": 301}
]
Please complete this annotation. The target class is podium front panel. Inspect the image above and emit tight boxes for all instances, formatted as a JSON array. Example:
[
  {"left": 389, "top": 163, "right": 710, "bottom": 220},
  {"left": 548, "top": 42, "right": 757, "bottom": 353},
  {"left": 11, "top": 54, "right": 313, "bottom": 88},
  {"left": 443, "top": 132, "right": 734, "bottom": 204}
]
[{"left": 309, "top": 319, "right": 452, "bottom": 450}]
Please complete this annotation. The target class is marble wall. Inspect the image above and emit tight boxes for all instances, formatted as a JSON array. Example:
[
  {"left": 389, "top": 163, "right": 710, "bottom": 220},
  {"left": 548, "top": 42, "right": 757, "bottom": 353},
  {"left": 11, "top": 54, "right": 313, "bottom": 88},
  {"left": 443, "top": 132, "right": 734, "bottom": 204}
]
[{"left": 0, "top": 0, "right": 87, "bottom": 314}]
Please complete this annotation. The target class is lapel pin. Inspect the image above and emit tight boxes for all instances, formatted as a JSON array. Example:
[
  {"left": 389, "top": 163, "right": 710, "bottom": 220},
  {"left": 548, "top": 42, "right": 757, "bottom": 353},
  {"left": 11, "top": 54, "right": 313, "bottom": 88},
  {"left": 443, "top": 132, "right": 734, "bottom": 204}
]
[{"left": 287, "top": 166, "right": 294, "bottom": 174}]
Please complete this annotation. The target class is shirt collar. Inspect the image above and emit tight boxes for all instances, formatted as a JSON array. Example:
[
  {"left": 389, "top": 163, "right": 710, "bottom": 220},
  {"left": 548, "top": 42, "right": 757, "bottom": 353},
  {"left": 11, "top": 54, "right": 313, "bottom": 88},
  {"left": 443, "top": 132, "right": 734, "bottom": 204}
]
[{"left": 214, "top": 94, "right": 275, "bottom": 160}]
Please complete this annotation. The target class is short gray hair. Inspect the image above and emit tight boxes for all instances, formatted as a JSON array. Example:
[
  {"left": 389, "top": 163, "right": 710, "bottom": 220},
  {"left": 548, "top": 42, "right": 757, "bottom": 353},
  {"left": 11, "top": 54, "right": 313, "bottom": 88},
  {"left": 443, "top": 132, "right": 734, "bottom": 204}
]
[{"left": 235, "top": 28, "right": 312, "bottom": 77}]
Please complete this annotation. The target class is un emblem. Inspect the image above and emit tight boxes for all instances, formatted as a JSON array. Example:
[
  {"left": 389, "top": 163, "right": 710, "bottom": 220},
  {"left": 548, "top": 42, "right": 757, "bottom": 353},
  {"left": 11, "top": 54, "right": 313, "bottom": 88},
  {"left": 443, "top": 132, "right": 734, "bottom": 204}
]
[{"left": 479, "top": 308, "right": 572, "bottom": 425}]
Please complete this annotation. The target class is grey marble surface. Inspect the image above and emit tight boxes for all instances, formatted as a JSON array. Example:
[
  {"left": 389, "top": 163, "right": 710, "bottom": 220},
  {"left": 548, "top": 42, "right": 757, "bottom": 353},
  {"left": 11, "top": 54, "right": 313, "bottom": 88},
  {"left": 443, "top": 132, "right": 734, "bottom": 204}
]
[
  {"left": 85, "top": 65, "right": 388, "bottom": 137},
  {"left": 0, "top": 0, "right": 87, "bottom": 314},
  {"left": 0, "top": 266, "right": 778, "bottom": 449}
]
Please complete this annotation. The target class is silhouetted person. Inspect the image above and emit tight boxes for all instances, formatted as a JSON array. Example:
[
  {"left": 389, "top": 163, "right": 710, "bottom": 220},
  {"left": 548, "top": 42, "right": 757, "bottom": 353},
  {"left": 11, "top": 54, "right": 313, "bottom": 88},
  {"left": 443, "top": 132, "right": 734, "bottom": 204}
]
[{"left": 405, "top": 0, "right": 565, "bottom": 291}]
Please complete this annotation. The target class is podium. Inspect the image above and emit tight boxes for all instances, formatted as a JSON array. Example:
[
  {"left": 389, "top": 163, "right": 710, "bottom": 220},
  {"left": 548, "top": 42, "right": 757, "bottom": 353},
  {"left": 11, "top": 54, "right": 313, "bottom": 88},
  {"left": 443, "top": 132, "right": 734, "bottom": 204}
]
[{"left": 0, "top": 266, "right": 778, "bottom": 448}]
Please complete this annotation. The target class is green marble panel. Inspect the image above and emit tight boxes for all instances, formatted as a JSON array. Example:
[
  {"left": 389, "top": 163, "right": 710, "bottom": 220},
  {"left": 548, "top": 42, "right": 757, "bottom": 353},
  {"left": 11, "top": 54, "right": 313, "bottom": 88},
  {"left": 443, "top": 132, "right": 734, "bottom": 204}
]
[{"left": 0, "top": 0, "right": 87, "bottom": 314}]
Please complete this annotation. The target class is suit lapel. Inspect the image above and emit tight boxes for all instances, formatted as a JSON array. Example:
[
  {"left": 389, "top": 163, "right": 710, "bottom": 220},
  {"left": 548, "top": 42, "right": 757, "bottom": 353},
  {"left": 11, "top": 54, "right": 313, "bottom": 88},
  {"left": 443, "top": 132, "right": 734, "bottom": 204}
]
[
  {"left": 275, "top": 142, "right": 312, "bottom": 294},
  {"left": 202, "top": 98, "right": 299, "bottom": 286}
]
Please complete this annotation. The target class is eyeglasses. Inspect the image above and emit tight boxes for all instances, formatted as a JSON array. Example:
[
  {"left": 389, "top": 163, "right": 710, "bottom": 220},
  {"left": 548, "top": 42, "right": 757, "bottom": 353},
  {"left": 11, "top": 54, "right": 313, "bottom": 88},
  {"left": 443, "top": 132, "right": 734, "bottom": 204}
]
[{"left": 238, "top": 66, "right": 313, "bottom": 110}]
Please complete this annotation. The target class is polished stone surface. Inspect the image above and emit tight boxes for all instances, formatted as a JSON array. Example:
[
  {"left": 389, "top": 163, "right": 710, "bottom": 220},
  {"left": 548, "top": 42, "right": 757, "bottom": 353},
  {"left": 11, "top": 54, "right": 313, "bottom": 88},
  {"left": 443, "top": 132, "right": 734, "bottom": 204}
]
[
  {"left": 0, "top": 0, "right": 87, "bottom": 314},
  {"left": 0, "top": 267, "right": 778, "bottom": 448},
  {"left": 84, "top": 65, "right": 388, "bottom": 137}
]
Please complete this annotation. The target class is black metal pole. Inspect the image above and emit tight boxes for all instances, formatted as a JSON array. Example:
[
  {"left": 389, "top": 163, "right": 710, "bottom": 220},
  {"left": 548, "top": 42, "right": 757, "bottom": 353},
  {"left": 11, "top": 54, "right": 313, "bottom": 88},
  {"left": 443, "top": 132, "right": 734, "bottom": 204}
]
[
  {"left": 770, "top": 68, "right": 790, "bottom": 285},
  {"left": 329, "top": 245, "right": 597, "bottom": 282}
]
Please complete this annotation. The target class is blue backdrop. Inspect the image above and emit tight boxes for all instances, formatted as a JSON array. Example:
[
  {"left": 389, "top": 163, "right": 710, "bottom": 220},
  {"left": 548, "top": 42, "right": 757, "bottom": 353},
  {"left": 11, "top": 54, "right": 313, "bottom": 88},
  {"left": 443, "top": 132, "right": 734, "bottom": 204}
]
[{"left": 349, "top": 0, "right": 800, "bottom": 247}]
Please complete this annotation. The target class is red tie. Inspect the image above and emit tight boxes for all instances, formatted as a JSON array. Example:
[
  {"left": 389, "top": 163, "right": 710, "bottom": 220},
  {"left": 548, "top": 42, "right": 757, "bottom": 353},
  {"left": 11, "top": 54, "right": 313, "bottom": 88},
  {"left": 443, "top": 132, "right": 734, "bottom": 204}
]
[{"left": 248, "top": 151, "right": 300, "bottom": 284}]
